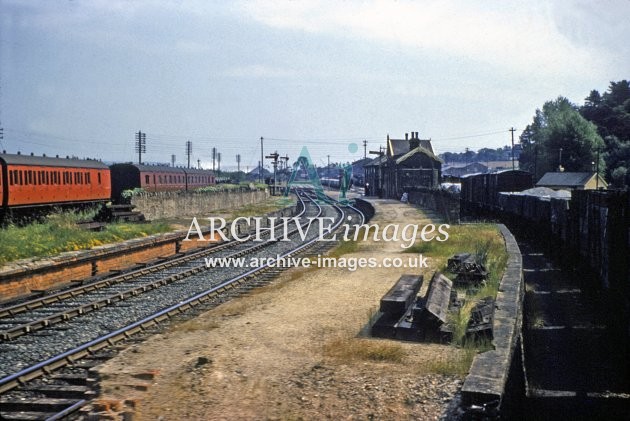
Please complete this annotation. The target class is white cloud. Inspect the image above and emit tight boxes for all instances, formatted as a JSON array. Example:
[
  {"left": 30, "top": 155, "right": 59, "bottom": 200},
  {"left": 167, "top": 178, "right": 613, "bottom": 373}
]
[
  {"left": 237, "top": 0, "right": 607, "bottom": 78},
  {"left": 224, "top": 64, "right": 297, "bottom": 78}
]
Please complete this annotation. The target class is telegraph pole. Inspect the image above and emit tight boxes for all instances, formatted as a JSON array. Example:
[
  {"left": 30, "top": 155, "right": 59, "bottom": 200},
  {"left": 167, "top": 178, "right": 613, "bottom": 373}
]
[
  {"left": 260, "top": 137, "right": 264, "bottom": 183},
  {"left": 596, "top": 147, "right": 600, "bottom": 189},
  {"left": 509, "top": 127, "right": 516, "bottom": 170},
  {"left": 236, "top": 154, "right": 241, "bottom": 173},
  {"left": 363, "top": 140, "right": 367, "bottom": 159},
  {"left": 217, "top": 152, "right": 221, "bottom": 176},
  {"left": 327, "top": 155, "right": 330, "bottom": 177},
  {"left": 135, "top": 130, "right": 146, "bottom": 164},
  {"left": 266, "top": 151, "right": 279, "bottom": 195},
  {"left": 212, "top": 147, "right": 217, "bottom": 172},
  {"left": 186, "top": 141, "right": 192, "bottom": 169}
]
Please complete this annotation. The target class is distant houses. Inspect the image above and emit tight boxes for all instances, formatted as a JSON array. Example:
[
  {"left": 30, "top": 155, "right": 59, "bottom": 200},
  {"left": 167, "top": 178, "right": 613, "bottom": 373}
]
[
  {"left": 364, "top": 131, "right": 442, "bottom": 198},
  {"left": 536, "top": 172, "right": 608, "bottom": 190},
  {"left": 442, "top": 162, "right": 488, "bottom": 178},
  {"left": 246, "top": 166, "right": 272, "bottom": 182}
]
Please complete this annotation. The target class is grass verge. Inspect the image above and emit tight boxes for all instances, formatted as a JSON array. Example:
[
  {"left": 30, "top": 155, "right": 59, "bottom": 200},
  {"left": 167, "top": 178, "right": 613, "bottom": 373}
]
[
  {"left": 0, "top": 210, "right": 172, "bottom": 266},
  {"left": 426, "top": 338, "right": 493, "bottom": 376},
  {"left": 405, "top": 223, "right": 508, "bottom": 346},
  {"left": 323, "top": 336, "right": 406, "bottom": 363}
]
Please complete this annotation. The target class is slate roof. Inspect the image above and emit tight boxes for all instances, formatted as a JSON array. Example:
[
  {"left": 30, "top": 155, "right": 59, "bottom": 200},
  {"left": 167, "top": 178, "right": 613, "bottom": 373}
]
[
  {"left": 364, "top": 155, "right": 387, "bottom": 167},
  {"left": 536, "top": 172, "right": 602, "bottom": 188},
  {"left": 388, "top": 138, "right": 411, "bottom": 157},
  {"left": 395, "top": 145, "right": 443, "bottom": 165},
  {"left": 387, "top": 137, "right": 435, "bottom": 157}
]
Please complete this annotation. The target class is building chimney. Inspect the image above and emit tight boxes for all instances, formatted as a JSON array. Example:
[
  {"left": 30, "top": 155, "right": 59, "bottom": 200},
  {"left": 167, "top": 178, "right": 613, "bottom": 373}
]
[
  {"left": 405, "top": 133, "right": 408, "bottom": 141},
  {"left": 409, "top": 131, "right": 420, "bottom": 149}
]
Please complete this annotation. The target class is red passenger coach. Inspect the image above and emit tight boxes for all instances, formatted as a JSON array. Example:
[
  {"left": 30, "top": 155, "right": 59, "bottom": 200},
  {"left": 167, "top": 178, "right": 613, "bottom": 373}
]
[
  {"left": 0, "top": 163, "right": 4, "bottom": 209},
  {"left": 184, "top": 167, "right": 215, "bottom": 189},
  {"left": 109, "top": 163, "right": 215, "bottom": 202},
  {"left": 0, "top": 153, "right": 111, "bottom": 212}
]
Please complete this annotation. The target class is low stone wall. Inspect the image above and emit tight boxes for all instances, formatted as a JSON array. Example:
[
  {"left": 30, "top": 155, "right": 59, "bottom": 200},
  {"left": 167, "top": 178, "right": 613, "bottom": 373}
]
[
  {"left": 131, "top": 188, "right": 269, "bottom": 220},
  {"left": 0, "top": 204, "right": 297, "bottom": 302},
  {"left": 352, "top": 198, "right": 375, "bottom": 222},
  {"left": 407, "top": 189, "right": 459, "bottom": 223},
  {"left": 461, "top": 224, "right": 524, "bottom": 411},
  {"left": 0, "top": 229, "right": 211, "bottom": 300}
]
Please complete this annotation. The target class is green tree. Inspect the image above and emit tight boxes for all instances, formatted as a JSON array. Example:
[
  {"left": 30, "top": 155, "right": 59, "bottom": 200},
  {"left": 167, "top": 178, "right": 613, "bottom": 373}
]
[
  {"left": 519, "top": 97, "right": 605, "bottom": 181},
  {"left": 580, "top": 80, "right": 630, "bottom": 188}
]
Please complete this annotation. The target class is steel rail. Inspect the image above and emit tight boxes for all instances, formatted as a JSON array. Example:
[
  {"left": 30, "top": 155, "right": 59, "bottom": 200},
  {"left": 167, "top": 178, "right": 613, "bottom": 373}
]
[
  {"left": 0, "top": 195, "right": 306, "bottom": 322},
  {"left": 0, "top": 193, "right": 351, "bottom": 395},
  {"left": 0, "top": 195, "right": 311, "bottom": 340}
]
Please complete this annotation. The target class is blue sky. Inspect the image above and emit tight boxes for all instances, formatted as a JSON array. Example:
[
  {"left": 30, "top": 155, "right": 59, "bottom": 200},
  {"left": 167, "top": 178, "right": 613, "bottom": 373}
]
[{"left": 1, "top": 0, "right": 628, "bottom": 171}]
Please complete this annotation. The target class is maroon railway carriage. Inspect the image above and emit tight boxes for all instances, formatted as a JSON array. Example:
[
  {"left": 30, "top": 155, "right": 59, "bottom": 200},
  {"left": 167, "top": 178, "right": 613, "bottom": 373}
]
[
  {"left": 184, "top": 167, "right": 216, "bottom": 189},
  {"left": 0, "top": 152, "right": 111, "bottom": 212},
  {"left": 109, "top": 163, "right": 215, "bottom": 202}
]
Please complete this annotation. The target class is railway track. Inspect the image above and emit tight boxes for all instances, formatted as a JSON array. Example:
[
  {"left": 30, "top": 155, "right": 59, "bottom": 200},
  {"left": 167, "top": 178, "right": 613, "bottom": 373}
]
[
  {"left": 0, "top": 191, "right": 366, "bottom": 420},
  {"left": 0, "top": 196, "right": 309, "bottom": 341}
]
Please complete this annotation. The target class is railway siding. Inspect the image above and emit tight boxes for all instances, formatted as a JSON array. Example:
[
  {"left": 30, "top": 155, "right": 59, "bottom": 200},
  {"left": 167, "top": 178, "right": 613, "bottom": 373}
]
[
  {"left": 0, "top": 205, "right": 297, "bottom": 301},
  {"left": 461, "top": 224, "right": 524, "bottom": 410}
]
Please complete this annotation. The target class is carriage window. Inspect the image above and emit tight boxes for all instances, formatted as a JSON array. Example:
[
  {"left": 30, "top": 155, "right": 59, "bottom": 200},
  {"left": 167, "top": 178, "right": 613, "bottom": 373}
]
[
  {"left": 86, "top": 173, "right": 91, "bottom": 184},
  {"left": 169, "top": 175, "right": 172, "bottom": 183},
  {"left": 159, "top": 175, "right": 162, "bottom": 183},
  {"left": 145, "top": 175, "right": 150, "bottom": 184},
  {"left": 98, "top": 173, "right": 102, "bottom": 184},
  {"left": 27, "top": 170, "right": 32, "bottom": 185},
  {"left": 19, "top": 170, "right": 23, "bottom": 185},
  {"left": 153, "top": 175, "right": 156, "bottom": 184}
]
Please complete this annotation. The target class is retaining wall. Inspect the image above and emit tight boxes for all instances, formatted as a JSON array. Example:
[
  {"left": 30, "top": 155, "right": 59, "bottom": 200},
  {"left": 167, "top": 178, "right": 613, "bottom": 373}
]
[
  {"left": 0, "top": 204, "right": 296, "bottom": 302},
  {"left": 352, "top": 198, "right": 375, "bottom": 222},
  {"left": 461, "top": 224, "right": 524, "bottom": 411},
  {"left": 407, "top": 189, "right": 460, "bottom": 223},
  {"left": 130, "top": 188, "right": 269, "bottom": 220}
]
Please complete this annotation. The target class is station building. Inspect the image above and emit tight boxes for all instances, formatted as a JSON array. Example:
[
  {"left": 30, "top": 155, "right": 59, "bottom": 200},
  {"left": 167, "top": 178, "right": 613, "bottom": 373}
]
[{"left": 364, "top": 132, "right": 442, "bottom": 198}]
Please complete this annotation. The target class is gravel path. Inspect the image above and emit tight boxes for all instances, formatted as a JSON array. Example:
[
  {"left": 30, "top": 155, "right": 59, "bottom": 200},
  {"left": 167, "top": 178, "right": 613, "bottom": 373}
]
[{"left": 96, "top": 199, "right": 464, "bottom": 420}]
